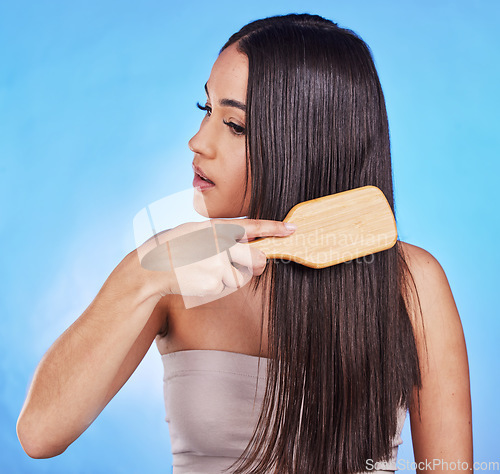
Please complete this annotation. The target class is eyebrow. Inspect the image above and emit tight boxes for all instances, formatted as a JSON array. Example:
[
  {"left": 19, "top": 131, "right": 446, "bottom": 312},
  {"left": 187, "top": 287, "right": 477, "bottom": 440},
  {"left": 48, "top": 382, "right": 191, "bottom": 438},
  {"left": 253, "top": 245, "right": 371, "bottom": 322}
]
[{"left": 204, "top": 82, "right": 246, "bottom": 112}]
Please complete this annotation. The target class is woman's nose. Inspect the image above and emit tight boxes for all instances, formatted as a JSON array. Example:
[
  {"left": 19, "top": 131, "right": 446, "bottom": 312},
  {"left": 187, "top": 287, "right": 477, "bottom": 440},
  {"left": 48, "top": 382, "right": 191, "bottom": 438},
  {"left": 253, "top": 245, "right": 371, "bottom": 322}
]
[{"left": 188, "top": 122, "right": 215, "bottom": 158}]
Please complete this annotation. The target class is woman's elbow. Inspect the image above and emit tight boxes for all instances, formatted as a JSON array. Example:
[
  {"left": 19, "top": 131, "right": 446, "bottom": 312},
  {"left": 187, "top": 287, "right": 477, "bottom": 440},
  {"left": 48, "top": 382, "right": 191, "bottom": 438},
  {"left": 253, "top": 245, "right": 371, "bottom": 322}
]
[{"left": 17, "top": 413, "right": 68, "bottom": 459}]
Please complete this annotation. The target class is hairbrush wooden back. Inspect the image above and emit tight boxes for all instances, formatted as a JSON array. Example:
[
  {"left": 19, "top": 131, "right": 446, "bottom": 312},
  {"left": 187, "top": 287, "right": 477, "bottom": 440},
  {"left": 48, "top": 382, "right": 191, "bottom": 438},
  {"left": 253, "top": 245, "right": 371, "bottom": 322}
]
[{"left": 248, "top": 186, "right": 397, "bottom": 268}]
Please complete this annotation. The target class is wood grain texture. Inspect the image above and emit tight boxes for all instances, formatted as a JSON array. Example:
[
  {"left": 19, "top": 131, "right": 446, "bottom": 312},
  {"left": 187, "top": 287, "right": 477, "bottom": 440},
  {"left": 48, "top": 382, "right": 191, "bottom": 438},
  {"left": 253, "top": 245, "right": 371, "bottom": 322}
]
[{"left": 248, "top": 186, "right": 397, "bottom": 268}]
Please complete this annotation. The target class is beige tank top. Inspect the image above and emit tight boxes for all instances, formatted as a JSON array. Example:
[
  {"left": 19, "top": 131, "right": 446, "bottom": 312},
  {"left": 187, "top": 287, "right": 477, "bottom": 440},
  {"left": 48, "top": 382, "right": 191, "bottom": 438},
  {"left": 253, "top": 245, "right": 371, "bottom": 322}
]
[{"left": 162, "top": 349, "right": 406, "bottom": 474}]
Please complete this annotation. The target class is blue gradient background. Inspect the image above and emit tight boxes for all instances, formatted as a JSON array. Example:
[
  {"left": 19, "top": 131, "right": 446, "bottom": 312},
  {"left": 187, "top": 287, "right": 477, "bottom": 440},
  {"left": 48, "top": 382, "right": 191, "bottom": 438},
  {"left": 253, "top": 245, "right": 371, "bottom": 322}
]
[{"left": 1, "top": 1, "right": 498, "bottom": 472}]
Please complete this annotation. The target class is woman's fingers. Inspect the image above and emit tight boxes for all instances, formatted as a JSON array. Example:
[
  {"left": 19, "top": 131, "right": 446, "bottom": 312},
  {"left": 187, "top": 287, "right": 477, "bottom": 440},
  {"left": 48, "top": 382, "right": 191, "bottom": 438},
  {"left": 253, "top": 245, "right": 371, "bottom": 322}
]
[
  {"left": 221, "top": 250, "right": 252, "bottom": 288},
  {"left": 174, "top": 252, "right": 225, "bottom": 296},
  {"left": 172, "top": 244, "right": 259, "bottom": 297},
  {"left": 228, "top": 243, "right": 267, "bottom": 276},
  {"left": 217, "top": 218, "right": 296, "bottom": 242}
]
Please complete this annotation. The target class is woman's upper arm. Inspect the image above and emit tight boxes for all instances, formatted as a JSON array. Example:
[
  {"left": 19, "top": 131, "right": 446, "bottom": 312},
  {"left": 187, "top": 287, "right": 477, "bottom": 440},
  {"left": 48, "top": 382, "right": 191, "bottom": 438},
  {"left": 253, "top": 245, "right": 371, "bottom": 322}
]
[
  {"left": 104, "top": 296, "right": 168, "bottom": 403},
  {"left": 404, "top": 243, "right": 473, "bottom": 471}
]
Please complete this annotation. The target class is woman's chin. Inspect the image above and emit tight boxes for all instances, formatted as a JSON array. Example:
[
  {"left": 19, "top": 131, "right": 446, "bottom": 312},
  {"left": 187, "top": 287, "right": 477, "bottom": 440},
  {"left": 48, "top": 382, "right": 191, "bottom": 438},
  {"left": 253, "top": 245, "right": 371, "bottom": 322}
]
[
  {"left": 192, "top": 191, "right": 247, "bottom": 219},
  {"left": 192, "top": 198, "right": 225, "bottom": 219}
]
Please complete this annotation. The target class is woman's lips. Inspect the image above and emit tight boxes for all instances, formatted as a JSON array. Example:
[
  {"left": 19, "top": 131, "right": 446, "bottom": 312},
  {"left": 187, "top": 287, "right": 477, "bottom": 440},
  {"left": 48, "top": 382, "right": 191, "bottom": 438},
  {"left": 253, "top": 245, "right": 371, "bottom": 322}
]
[
  {"left": 192, "top": 164, "right": 215, "bottom": 191},
  {"left": 193, "top": 172, "right": 215, "bottom": 191}
]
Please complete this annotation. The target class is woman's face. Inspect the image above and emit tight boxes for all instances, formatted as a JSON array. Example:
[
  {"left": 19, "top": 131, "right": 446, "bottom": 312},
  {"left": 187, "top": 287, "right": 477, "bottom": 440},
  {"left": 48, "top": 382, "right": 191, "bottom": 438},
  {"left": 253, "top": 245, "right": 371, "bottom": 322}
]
[{"left": 189, "top": 43, "right": 251, "bottom": 218}]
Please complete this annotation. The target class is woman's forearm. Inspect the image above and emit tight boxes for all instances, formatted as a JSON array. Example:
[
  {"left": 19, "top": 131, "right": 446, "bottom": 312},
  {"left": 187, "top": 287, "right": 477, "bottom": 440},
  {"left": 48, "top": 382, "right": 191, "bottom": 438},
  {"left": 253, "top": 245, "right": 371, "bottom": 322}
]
[{"left": 16, "top": 250, "right": 168, "bottom": 458}]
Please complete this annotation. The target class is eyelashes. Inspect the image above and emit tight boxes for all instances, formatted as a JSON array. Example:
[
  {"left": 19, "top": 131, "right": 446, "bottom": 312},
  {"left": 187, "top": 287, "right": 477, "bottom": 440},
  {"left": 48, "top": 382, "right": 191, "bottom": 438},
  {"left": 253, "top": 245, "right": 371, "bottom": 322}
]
[
  {"left": 223, "top": 119, "right": 245, "bottom": 136},
  {"left": 196, "top": 102, "right": 246, "bottom": 136},
  {"left": 196, "top": 102, "right": 211, "bottom": 116}
]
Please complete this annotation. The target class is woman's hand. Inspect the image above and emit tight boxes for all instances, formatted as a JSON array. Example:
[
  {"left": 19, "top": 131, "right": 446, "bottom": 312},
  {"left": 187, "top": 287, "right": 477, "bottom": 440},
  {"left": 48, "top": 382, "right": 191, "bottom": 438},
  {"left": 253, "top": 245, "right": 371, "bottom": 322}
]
[{"left": 136, "top": 218, "right": 296, "bottom": 299}]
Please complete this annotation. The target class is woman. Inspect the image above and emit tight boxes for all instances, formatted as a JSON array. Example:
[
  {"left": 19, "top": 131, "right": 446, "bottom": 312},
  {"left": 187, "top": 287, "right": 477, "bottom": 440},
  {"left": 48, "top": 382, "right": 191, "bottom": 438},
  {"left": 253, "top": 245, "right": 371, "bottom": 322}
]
[{"left": 17, "top": 13, "right": 472, "bottom": 473}]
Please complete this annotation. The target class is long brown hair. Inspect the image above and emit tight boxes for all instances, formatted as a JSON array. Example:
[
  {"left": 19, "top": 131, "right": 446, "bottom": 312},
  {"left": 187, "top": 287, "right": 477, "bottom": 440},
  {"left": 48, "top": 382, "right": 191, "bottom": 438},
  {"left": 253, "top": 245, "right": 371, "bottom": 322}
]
[{"left": 221, "top": 14, "right": 422, "bottom": 473}]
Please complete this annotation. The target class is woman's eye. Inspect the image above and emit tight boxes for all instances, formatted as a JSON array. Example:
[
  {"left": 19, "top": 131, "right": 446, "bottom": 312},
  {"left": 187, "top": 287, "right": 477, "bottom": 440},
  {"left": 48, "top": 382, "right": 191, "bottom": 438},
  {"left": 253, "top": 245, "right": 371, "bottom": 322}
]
[
  {"left": 196, "top": 102, "right": 212, "bottom": 117},
  {"left": 223, "top": 120, "right": 246, "bottom": 136}
]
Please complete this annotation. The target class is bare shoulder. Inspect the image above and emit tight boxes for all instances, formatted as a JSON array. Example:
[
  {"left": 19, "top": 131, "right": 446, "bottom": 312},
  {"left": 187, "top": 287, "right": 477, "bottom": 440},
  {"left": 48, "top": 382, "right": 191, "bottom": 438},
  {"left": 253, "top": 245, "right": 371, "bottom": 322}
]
[
  {"left": 398, "top": 241, "right": 457, "bottom": 329},
  {"left": 398, "top": 241, "right": 465, "bottom": 351},
  {"left": 399, "top": 241, "right": 448, "bottom": 289},
  {"left": 398, "top": 240, "right": 467, "bottom": 359}
]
